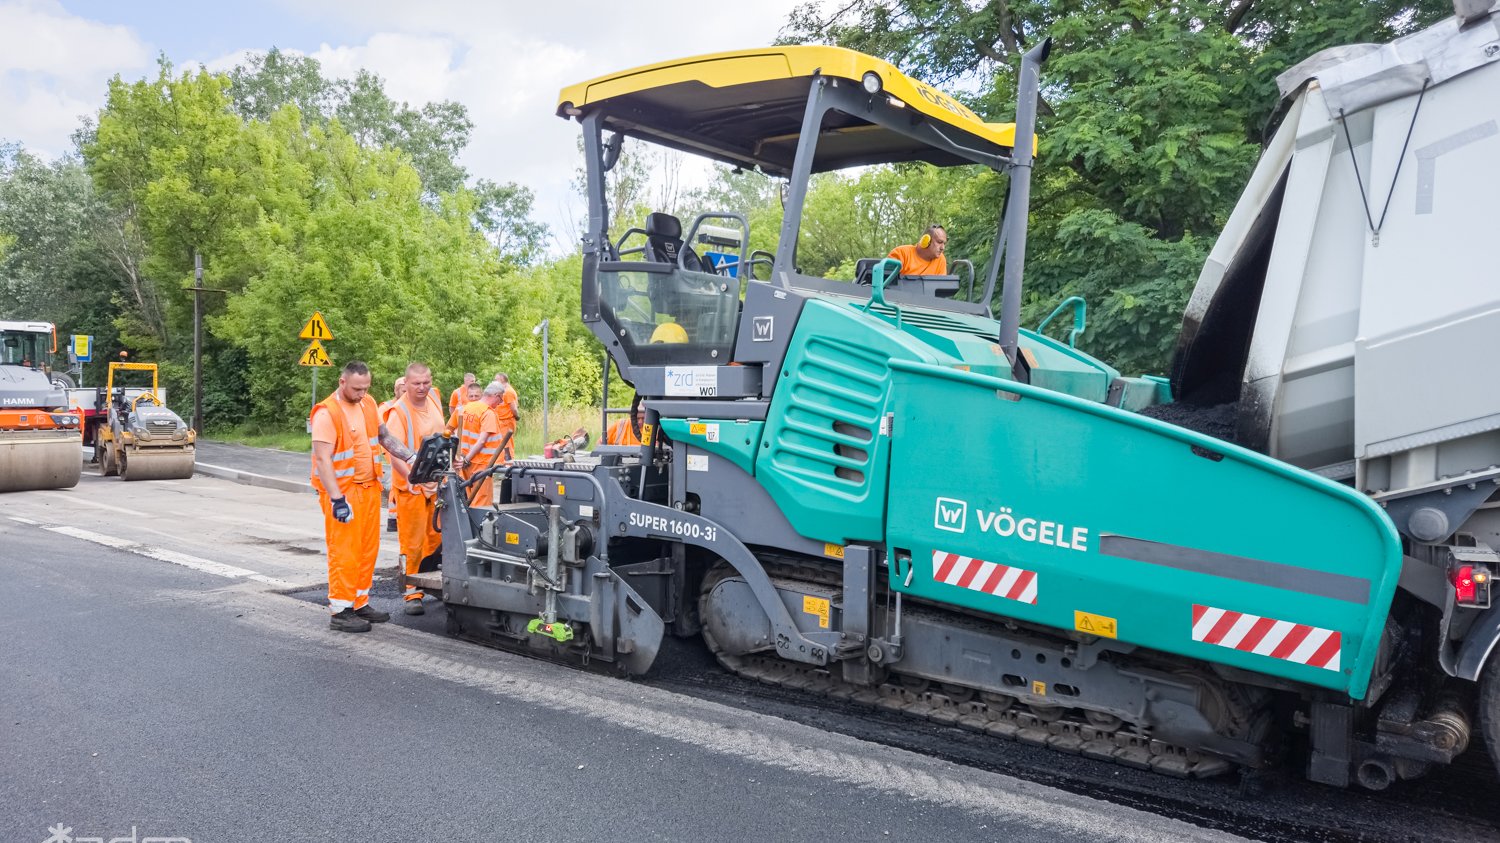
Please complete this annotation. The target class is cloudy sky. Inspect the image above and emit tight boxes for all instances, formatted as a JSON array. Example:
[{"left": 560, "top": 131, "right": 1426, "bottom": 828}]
[{"left": 0, "top": 0, "right": 805, "bottom": 247}]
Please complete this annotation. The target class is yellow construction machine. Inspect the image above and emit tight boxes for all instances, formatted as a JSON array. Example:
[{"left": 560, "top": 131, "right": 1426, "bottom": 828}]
[{"left": 95, "top": 362, "right": 196, "bottom": 481}]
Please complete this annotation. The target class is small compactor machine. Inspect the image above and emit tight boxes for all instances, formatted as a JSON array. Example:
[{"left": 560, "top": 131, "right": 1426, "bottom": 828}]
[{"left": 95, "top": 362, "right": 196, "bottom": 481}]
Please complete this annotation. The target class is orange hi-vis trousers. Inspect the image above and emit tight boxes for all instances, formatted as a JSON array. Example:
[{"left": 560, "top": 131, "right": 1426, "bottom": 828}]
[
  {"left": 497, "top": 420, "right": 516, "bottom": 462},
  {"left": 460, "top": 460, "right": 495, "bottom": 508},
  {"left": 320, "top": 481, "right": 381, "bottom": 613},
  {"left": 394, "top": 487, "right": 442, "bottom": 602}
]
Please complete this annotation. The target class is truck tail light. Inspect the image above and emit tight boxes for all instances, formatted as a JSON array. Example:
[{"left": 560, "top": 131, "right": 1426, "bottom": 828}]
[{"left": 1452, "top": 564, "right": 1492, "bottom": 608}]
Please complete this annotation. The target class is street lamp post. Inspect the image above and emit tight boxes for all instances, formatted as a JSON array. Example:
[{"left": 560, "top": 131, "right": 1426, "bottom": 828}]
[{"left": 533, "top": 319, "right": 550, "bottom": 444}]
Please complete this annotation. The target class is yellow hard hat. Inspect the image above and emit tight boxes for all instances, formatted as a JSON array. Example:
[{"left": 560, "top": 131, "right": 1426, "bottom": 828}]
[{"left": 650, "top": 322, "right": 688, "bottom": 344}]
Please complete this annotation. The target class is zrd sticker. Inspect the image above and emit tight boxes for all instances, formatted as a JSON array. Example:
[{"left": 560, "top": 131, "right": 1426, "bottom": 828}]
[
  {"left": 687, "top": 454, "right": 709, "bottom": 472},
  {"left": 664, "top": 366, "right": 719, "bottom": 397},
  {"left": 823, "top": 543, "right": 845, "bottom": 559},
  {"left": 505, "top": 532, "right": 520, "bottom": 545}
]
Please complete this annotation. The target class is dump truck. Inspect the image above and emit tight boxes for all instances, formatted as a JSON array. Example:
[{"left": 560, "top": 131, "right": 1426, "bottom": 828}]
[
  {"left": 407, "top": 2, "right": 1500, "bottom": 791},
  {"left": 94, "top": 361, "right": 196, "bottom": 481},
  {"left": 0, "top": 321, "right": 83, "bottom": 492}
]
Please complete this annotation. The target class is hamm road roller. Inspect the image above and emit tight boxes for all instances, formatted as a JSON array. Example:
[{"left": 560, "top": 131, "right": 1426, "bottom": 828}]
[{"left": 0, "top": 321, "right": 82, "bottom": 493}]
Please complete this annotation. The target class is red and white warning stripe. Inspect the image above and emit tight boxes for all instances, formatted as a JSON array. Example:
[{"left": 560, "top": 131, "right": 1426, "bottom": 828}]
[
  {"left": 1192, "top": 604, "right": 1341, "bottom": 672},
  {"left": 931, "top": 550, "right": 1037, "bottom": 605}
]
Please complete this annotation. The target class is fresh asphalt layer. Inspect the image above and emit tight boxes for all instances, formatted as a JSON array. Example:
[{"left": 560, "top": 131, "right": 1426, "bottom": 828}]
[{"left": 0, "top": 517, "right": 1241, "bottom": 843}]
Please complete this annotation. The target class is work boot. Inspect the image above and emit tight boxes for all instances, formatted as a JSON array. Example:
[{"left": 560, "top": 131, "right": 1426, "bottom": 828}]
[
  {"left": 403, "top": 597, "right": 425, "bottom": 616},
  {"left": 386, "top": 516, "right": 397, "bottom": 532},
  {"left": 354, "top": 605, "right": 390, "bottom": 623},
  {"left": 329, "top": 608, "right": 372, "bottom": 633}
]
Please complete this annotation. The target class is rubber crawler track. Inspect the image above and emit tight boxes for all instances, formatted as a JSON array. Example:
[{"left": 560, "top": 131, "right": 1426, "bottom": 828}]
[{"left": 700, "top": 560, "right": 1250, "bottom": 780}]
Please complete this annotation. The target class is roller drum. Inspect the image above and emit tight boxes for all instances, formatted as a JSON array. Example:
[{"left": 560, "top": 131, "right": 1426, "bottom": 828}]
[
  {"left": 0, "top": 430, "right": 83, "bottom": 493},
  {"left": 119, "top": 446, "right": 196, "bottom": 481}
]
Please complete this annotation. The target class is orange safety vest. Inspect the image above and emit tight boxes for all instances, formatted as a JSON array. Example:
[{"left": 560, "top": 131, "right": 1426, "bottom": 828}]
[
  {"left": 384, "top": 391, "right": 445, "bottom": 493},
  {"left": 494, "top": 385, "right": 518, "bottom": 424},
  {"left": 309, "top": 393, "right": 381, "bottom": 496},
  {"left": 607, "top": 418, "right": 641, "bottom": 446},
  {"left": 459, "top": 400, "right": 500, "bottom": 469}
]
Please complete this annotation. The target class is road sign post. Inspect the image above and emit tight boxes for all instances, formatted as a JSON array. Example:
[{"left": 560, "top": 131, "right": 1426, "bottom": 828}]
[
  {"left": 70, "top": 334, "right": 93, "bottom": 387},
  {"left": 299, "top": 315, "right": 334, "bottom": 429}
]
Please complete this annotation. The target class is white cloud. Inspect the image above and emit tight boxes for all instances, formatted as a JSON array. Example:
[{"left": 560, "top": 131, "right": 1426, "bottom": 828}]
[
  {"left": 4, "top": 0, "right": 805, "bottom": 249},
  {"left": 0, "top": 0, "right": 153, "bottom": 156},
  {"left": 253, "top": 0, "right": 804, "bottom": 249}
]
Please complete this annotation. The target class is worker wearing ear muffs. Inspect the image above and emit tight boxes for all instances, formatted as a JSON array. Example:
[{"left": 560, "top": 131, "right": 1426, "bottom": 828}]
[{"left": 888, "top": 224, "right": 948, "bottom": 276}]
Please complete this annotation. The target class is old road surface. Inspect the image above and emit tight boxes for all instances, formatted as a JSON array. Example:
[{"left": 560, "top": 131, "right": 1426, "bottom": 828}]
[{"left": 2, "top": 468, "right": 1498, "bottom": 842}]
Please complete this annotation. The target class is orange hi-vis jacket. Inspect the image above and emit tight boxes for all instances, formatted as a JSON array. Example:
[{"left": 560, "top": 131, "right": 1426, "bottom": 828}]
[
  {"left": 458, "top": 400, "right": 501, "bottom": 469},
  {"left": 383, "top": 391, "right": 447, "bottom": 494},
  {"left": 449, "top": 385, "right": 471, "bottom": 413},
  {"left": 606, "top": 418, "right": 641, "bottom": 446},
  {"left": 493, "top": 385, "right": 518, "bottom": 424},
  {"left": 309, "top": 393, "right": 381, "bottom": 496},
  {"left": 886, "top": 243, "right": 947, "bottom": 277}
]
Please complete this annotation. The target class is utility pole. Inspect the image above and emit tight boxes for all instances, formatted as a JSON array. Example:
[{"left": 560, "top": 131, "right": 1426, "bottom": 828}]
[
  {"left": 193, "top": 252, "right": 203, "bottom": 435},
  {"left": 534, "top": 319, "right": 550, "bottom": 444},
  {"left": 189, "top": 251, "right": 227, "bottom": 436}
]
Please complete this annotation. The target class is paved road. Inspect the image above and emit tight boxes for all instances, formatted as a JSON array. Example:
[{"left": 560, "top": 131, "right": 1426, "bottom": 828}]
[{"left": 0, "top": 475, "right": 1239, "bottom": 843}]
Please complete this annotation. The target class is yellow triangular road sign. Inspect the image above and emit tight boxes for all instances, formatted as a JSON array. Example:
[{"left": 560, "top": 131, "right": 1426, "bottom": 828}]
[
  {"left": 299, "top": 311, "right": 333, "bottom": 340},
  {"left": 299, "top": 339, "right": 333, "bottom": 367}
]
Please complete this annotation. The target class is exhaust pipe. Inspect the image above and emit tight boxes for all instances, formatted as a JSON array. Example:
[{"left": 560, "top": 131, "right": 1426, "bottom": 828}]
[
  {"left": 1356, "top": 758, "right": 1395, "bottom": 791},
  {"left": 997, "top": 37, "right": 1052, "bottom": 372}
]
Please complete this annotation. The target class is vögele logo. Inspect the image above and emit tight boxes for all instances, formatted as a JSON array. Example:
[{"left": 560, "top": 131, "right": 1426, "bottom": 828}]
[{"left": 934, "top": 497, "right": 968, "bottom": 533}]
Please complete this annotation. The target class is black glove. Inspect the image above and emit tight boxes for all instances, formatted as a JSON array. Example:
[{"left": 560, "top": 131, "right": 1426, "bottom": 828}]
[{"left": 331, "top": 496, "right": 353, "bottom": 523}]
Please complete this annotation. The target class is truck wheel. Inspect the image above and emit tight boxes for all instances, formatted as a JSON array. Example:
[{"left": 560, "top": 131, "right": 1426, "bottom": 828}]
[{"left": 1479, "top": 649, "right": 1500, "bottom": 778}]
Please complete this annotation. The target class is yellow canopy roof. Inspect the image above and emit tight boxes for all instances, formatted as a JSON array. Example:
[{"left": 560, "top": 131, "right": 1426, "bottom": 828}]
[{"left": 557, "top": 46, "right": 1018, "bottom": 176}]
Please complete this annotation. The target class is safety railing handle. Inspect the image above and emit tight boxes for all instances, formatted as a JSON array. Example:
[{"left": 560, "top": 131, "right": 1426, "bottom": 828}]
[
  {"left": 680, "top": 212, "right": 750, "bottom": 275},
  {"left": 1036, "top": 295, "right": 1087, "bottom": 348}
]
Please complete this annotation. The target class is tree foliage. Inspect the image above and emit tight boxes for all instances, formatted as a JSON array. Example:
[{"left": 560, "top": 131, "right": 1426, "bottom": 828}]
[
  {"left": 783, "top": 0, "right": 1452, "bottom": 374},
  {"left": 227, "top": 47, "right": 544, "bottom": 256},
  {"left": 1, "top": 53, "right": 558, "bottom": 430}
]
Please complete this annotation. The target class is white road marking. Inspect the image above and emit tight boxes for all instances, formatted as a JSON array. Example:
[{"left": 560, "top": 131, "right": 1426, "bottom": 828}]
[
  {"left": 133, "top": 546, "right": 258, "bottom": 579},
  {"left": 48, "top": 525, "right": 137, "bottom": 549},
  {"left": 21, "top": 520, "right": 296, "bottom": 587},
  {"left": 225, "top": 600, "right": 1243, "bottom": 843},
  {"left": 247, "top": 573, "right": 296, "bottom": 588},
  {"left": 37, "top": 491, "right": 146, "bottom": 517}
]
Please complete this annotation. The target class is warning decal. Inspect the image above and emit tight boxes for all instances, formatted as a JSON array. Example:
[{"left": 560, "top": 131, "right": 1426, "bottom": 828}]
[
  {"left": 1192, "top": 604, "right": 1341, "bottom": 672},
  {"left": 931, "top": 549, "right": 1037, "bottom": 605}
]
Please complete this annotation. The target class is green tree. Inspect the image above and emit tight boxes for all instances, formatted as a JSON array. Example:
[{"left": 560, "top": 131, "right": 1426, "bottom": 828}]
[
  {"left": 783, "top": 0, "right": 1452, "bottom": 374},
  {"left": 215, "top": 110, "right": 509, "bottom": 424},
  {"left": 88, "top": 58, "right": 256, "bottom": 357},
  {"left": 0, "top": 147, "right": 126, "bottom": 382},
  {"left": 228, "top": 51, "right": 544, "bottom": 263}
]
